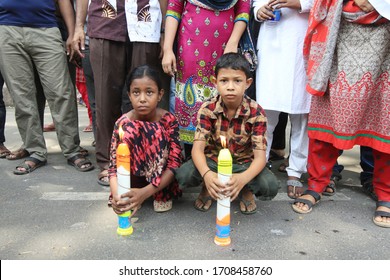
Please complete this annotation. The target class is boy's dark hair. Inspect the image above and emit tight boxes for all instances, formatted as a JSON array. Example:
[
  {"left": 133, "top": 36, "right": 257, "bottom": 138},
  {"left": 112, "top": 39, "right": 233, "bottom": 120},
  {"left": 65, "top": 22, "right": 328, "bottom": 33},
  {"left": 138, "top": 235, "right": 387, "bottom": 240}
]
[
  {"left": 125, "top": 65, "right": 162, "bottom": 92},
  {"left": 215, "top": 53, "right": 252, "bottom": 78}
]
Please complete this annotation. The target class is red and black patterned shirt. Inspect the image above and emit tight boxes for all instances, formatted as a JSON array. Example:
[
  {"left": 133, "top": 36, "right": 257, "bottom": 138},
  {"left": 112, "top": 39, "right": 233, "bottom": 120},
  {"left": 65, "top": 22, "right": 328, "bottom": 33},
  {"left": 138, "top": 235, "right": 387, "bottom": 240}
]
[
  {"left": 108, "top": 112, "right": 183, "bottom": 188},
  {"left": 194, "top": 95, "right": 267, "bottom": 164}
]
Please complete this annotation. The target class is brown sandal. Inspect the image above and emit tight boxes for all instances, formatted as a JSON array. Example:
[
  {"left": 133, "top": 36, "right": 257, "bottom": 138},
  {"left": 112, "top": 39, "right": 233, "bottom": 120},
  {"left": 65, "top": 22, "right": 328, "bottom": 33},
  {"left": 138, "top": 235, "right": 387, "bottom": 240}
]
[
  {"left": 6, "top": 148, "right": 30, "bottom": 160},
  {"left": 98, "top": 169, "right": 110, "bottom": 186},
  {"left": 0, "top": 145, "right": 11, "bottom": 158}
]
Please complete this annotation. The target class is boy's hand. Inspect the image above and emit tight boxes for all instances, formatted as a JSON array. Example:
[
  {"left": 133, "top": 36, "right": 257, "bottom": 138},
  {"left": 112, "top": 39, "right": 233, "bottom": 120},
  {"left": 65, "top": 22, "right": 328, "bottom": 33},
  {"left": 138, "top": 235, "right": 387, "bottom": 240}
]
[
  {"left": 224, "top": 173, "right": 247, "bottom": 201},
  {"left": 203, "top": 170, "right": 225, "bottom": 200}
]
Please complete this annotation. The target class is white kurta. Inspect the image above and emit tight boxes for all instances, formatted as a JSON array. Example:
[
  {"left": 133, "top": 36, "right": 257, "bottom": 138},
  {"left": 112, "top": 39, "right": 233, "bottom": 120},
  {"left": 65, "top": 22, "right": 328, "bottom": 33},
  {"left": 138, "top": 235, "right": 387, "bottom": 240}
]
[{"left": 254, "top": 0, "right": 313, "bottom": 114}]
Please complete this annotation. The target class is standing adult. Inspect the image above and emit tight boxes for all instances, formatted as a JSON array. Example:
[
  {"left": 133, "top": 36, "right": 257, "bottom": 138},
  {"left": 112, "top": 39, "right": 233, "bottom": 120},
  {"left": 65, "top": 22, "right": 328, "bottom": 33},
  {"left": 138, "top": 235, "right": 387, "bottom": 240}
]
[
  {"left": 254, "top": 0, "right": 313, "bottom": 198},
  {"left": 0, "top": 0, "right": 94, "bottom": 174},
  {"left": 292, "top": 0, "right": 390, "bottom": 228},
  {"left": 162, "top": 0, "right": 250, "bottom": 158}
]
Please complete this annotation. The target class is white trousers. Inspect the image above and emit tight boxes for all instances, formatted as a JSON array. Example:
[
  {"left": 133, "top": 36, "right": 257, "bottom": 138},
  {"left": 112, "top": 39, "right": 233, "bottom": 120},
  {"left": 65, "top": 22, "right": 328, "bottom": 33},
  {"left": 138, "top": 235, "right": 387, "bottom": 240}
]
[{"left": 265, "top": 110, "right": 309, "bottom": 178}]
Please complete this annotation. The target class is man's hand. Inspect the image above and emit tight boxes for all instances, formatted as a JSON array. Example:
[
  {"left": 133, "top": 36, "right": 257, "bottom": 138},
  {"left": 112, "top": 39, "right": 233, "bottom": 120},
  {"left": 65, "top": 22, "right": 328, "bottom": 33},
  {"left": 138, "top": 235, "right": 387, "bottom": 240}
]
[{"left": 71, "top": 26, "right": 86, "bottom": 61}]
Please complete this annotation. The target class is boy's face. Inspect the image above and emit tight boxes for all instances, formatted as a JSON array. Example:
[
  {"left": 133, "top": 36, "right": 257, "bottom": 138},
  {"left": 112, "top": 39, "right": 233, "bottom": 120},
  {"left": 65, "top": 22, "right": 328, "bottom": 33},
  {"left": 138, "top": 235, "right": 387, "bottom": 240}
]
[{"left": 212, "top": 68, "right": 252, "bottom": 108}]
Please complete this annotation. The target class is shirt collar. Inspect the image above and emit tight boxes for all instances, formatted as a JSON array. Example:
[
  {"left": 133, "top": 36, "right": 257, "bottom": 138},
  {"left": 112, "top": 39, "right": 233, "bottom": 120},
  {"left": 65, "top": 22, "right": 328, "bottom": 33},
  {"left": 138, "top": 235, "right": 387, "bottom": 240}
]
[{"left": 214, "top": 95, "right": 251, "bottom": 119}]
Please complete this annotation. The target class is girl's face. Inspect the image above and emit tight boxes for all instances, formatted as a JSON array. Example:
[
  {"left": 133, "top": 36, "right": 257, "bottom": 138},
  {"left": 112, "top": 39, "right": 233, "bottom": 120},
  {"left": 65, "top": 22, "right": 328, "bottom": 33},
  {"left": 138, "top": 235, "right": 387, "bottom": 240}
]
[{"left": 128, "top": 76, "right": 163, "bottom": 121}]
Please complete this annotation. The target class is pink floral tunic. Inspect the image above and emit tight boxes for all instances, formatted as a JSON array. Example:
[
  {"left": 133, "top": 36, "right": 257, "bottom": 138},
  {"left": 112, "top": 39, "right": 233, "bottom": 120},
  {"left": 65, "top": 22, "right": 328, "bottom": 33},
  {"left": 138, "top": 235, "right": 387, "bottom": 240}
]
[{"left": 166, "top": 0, "right": 250, "bottom": 143}]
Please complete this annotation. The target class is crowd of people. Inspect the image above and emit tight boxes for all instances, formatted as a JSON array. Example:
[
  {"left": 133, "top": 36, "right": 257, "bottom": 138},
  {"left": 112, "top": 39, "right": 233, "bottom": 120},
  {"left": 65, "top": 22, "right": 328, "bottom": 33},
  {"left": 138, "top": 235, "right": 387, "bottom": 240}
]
[{"left": 0, "top": 0, "right": 389, "bottom": 228}]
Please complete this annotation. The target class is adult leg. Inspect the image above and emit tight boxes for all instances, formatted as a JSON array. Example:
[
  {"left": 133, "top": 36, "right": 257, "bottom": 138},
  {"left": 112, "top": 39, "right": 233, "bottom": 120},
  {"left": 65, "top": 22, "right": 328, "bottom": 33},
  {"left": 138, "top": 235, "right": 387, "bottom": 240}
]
[
  {"left": 292, "top": 139, "right": 339, "bottom": 213},
  {"left": 264, "top": 110, "right": 280, "bottom": 160},
  {"left": 372, "top": 149, "right": 390, "bottom": 227},
  {"left": 0, "top": 71, "right": 6, "bottom": 145},
  {"left": 81, "top": 45, "right": 96, "bottom": 138},
  {"left": 323, "top": 150, "right": 344, "bottom": 195},
  {"left": 90, "top": 38, "right": 128, "bottom": 178},
  {"left": 0, "top": 71, "right": 10, "bottom": 158},
  {"left": 270, "top": 112, "right": 288, "bottom": 159},
  {"left": 285, "top": 113, "right": 309, "bottom": 198},
  {"left": 360, "top": 146, "right": 376, "bottom": 200},
  {"left": 0, "top": 26, "right": 47, "bottom": 162},
  {"left": 29, "top": 27, "right": 81, "bottom": 159}
]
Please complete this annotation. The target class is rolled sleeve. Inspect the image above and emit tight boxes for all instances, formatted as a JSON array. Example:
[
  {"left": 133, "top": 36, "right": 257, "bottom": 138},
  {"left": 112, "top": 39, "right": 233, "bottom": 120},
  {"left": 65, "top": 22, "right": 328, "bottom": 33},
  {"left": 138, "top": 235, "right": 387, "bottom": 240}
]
[{"left": 299, "top": 0, "right": 314, "bottom": 13}]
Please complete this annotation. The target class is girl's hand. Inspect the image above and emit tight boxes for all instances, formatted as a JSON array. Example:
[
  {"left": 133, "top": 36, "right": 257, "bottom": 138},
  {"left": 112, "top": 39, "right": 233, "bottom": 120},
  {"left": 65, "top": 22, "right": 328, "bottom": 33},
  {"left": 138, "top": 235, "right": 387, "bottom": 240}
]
[
  {"left": 353, "top": 0, "right": 374, "bottom": 12},
  {"left": 203, "top": 171, "right": 225, "bottom": 200},
  {"left": 111, "top": 188, "right": 149, "bottom": 216},
  {"left": 268, "top": 0, "right": 301, "bottom": 10},
  {"left": 111, "top": 194, "right": 131, "bottom": 215},
  {"left": 162, "top": 49, "right": 177, "bottom": 77},
  {"left": 257, "top": 4, "right": 275, "bottom": 21},
  {"left": 223, "top": 173, "right": 247, "bottom": 201}
]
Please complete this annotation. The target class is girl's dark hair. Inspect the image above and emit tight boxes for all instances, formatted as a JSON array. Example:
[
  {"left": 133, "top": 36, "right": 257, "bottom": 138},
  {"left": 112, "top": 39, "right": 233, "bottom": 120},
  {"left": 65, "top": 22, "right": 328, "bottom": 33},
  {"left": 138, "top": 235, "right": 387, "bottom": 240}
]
[
  {"left": 215, "top": 52, "right": 252, "bottom": 78},
  {"left": 125, "top": 65, "right": 162, "bottom": 92}
]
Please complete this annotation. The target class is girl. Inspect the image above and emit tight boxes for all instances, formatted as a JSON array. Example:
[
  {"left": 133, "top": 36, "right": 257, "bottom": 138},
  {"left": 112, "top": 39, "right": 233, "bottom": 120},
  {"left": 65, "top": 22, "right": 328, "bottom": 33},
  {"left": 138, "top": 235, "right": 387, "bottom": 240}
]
[{"left": 108, "top": 65, "right": 182, "bottom": 214}]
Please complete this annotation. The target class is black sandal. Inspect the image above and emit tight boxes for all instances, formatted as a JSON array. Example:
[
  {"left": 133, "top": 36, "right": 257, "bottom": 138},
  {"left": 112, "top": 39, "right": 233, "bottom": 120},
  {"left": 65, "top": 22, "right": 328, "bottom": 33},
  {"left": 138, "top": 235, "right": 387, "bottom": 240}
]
[
  {"left": 323, "top": 172, "right": 341, "bottom": 196},
  {"left": 291, "top": 190, "right": 321, "bottom": 214},
  {"left": 14, "top": 157, "right": 47, "bottom": 175},
  {"left": 373, "top": 201, "right": 390, "bottom": 228},
  {"left": 67, "top": 154, "right": 94, "bottom": 172}
]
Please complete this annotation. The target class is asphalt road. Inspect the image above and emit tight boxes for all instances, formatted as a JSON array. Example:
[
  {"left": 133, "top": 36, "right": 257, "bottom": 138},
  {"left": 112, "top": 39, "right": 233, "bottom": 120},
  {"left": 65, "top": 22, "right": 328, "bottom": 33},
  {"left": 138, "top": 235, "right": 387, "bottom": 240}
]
[{"left": 0, "top": 106, "right": 389, "bottom": 260}]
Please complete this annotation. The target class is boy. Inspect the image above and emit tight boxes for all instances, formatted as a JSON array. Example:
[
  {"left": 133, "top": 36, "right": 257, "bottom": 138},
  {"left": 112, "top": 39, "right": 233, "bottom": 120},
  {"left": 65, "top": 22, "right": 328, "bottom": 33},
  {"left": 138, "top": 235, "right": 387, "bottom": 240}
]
[{"left": 175, "top": 53, "right": 279, "bottom": 214}]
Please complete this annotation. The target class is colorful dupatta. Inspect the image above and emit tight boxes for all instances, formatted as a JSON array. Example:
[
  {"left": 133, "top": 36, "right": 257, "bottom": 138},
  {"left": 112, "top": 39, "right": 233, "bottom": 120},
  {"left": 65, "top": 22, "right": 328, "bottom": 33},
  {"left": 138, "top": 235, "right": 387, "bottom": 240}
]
[
  {"left": 304, "top": 0, "right": 389, "bottom": 96},
  {"left": 191, "top": 0, "right": 238, "bottom": 11}
]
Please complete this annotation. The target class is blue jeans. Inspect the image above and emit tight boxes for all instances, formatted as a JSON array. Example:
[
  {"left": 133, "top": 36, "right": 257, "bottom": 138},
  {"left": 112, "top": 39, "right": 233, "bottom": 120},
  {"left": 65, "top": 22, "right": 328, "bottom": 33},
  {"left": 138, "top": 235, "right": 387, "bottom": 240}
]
[{"left": 332, "top": 146, "right": 373, "bottom": 184}]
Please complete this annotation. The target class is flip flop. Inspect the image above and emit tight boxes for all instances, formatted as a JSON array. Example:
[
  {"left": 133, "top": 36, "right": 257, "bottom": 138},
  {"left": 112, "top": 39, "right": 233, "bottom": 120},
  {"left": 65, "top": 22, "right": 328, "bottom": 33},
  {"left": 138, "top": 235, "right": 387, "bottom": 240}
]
[
  {"left": 98, "top": 169, "right": 110, "bottom": 186},
  {"left": 67, "top": 154, "right": 94, "bottom": 172},
  {"left": 291, "top": 190, "right": 321, "bottom": 214},
  {"left": 0, "top": 145, "right": 10, "bottom": 158},
  {"left": 13, "top": 157, "right": 47, "bottom": 175},
  {"left": 83, "top": 124, "right": 93, "bottom": 132},
  {"left": 6, "top": 148, "right": 30, "bottom": 160},
  {"left": 323, "top": 173, "right": 341, "bottom": 196},
  {"left": 287, "top": 179, "right": 304, "bottom": 199},
  {"left": 194, "top": 196, "right": 213, "bottom": 212},
  {"left": 239, "top": 197, "right": 257, "bottom": 215},
  {"left": 372, "top": 201, "right": 390, "bottom": 228}
]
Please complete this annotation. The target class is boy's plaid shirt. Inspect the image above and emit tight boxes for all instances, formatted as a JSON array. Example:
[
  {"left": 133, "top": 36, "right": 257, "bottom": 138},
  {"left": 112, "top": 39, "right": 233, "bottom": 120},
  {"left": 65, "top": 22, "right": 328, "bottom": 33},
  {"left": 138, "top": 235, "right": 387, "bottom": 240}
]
[{"left": 194, "top": 95, "right": 267, "bottom": 164}]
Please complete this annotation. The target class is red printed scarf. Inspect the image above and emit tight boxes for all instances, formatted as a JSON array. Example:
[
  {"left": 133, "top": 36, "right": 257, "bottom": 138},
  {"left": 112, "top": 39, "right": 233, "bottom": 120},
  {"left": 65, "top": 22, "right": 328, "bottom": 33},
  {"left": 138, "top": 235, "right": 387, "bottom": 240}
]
[{"left": 304, "top": 0, "right": 389, "bottom": 96}]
